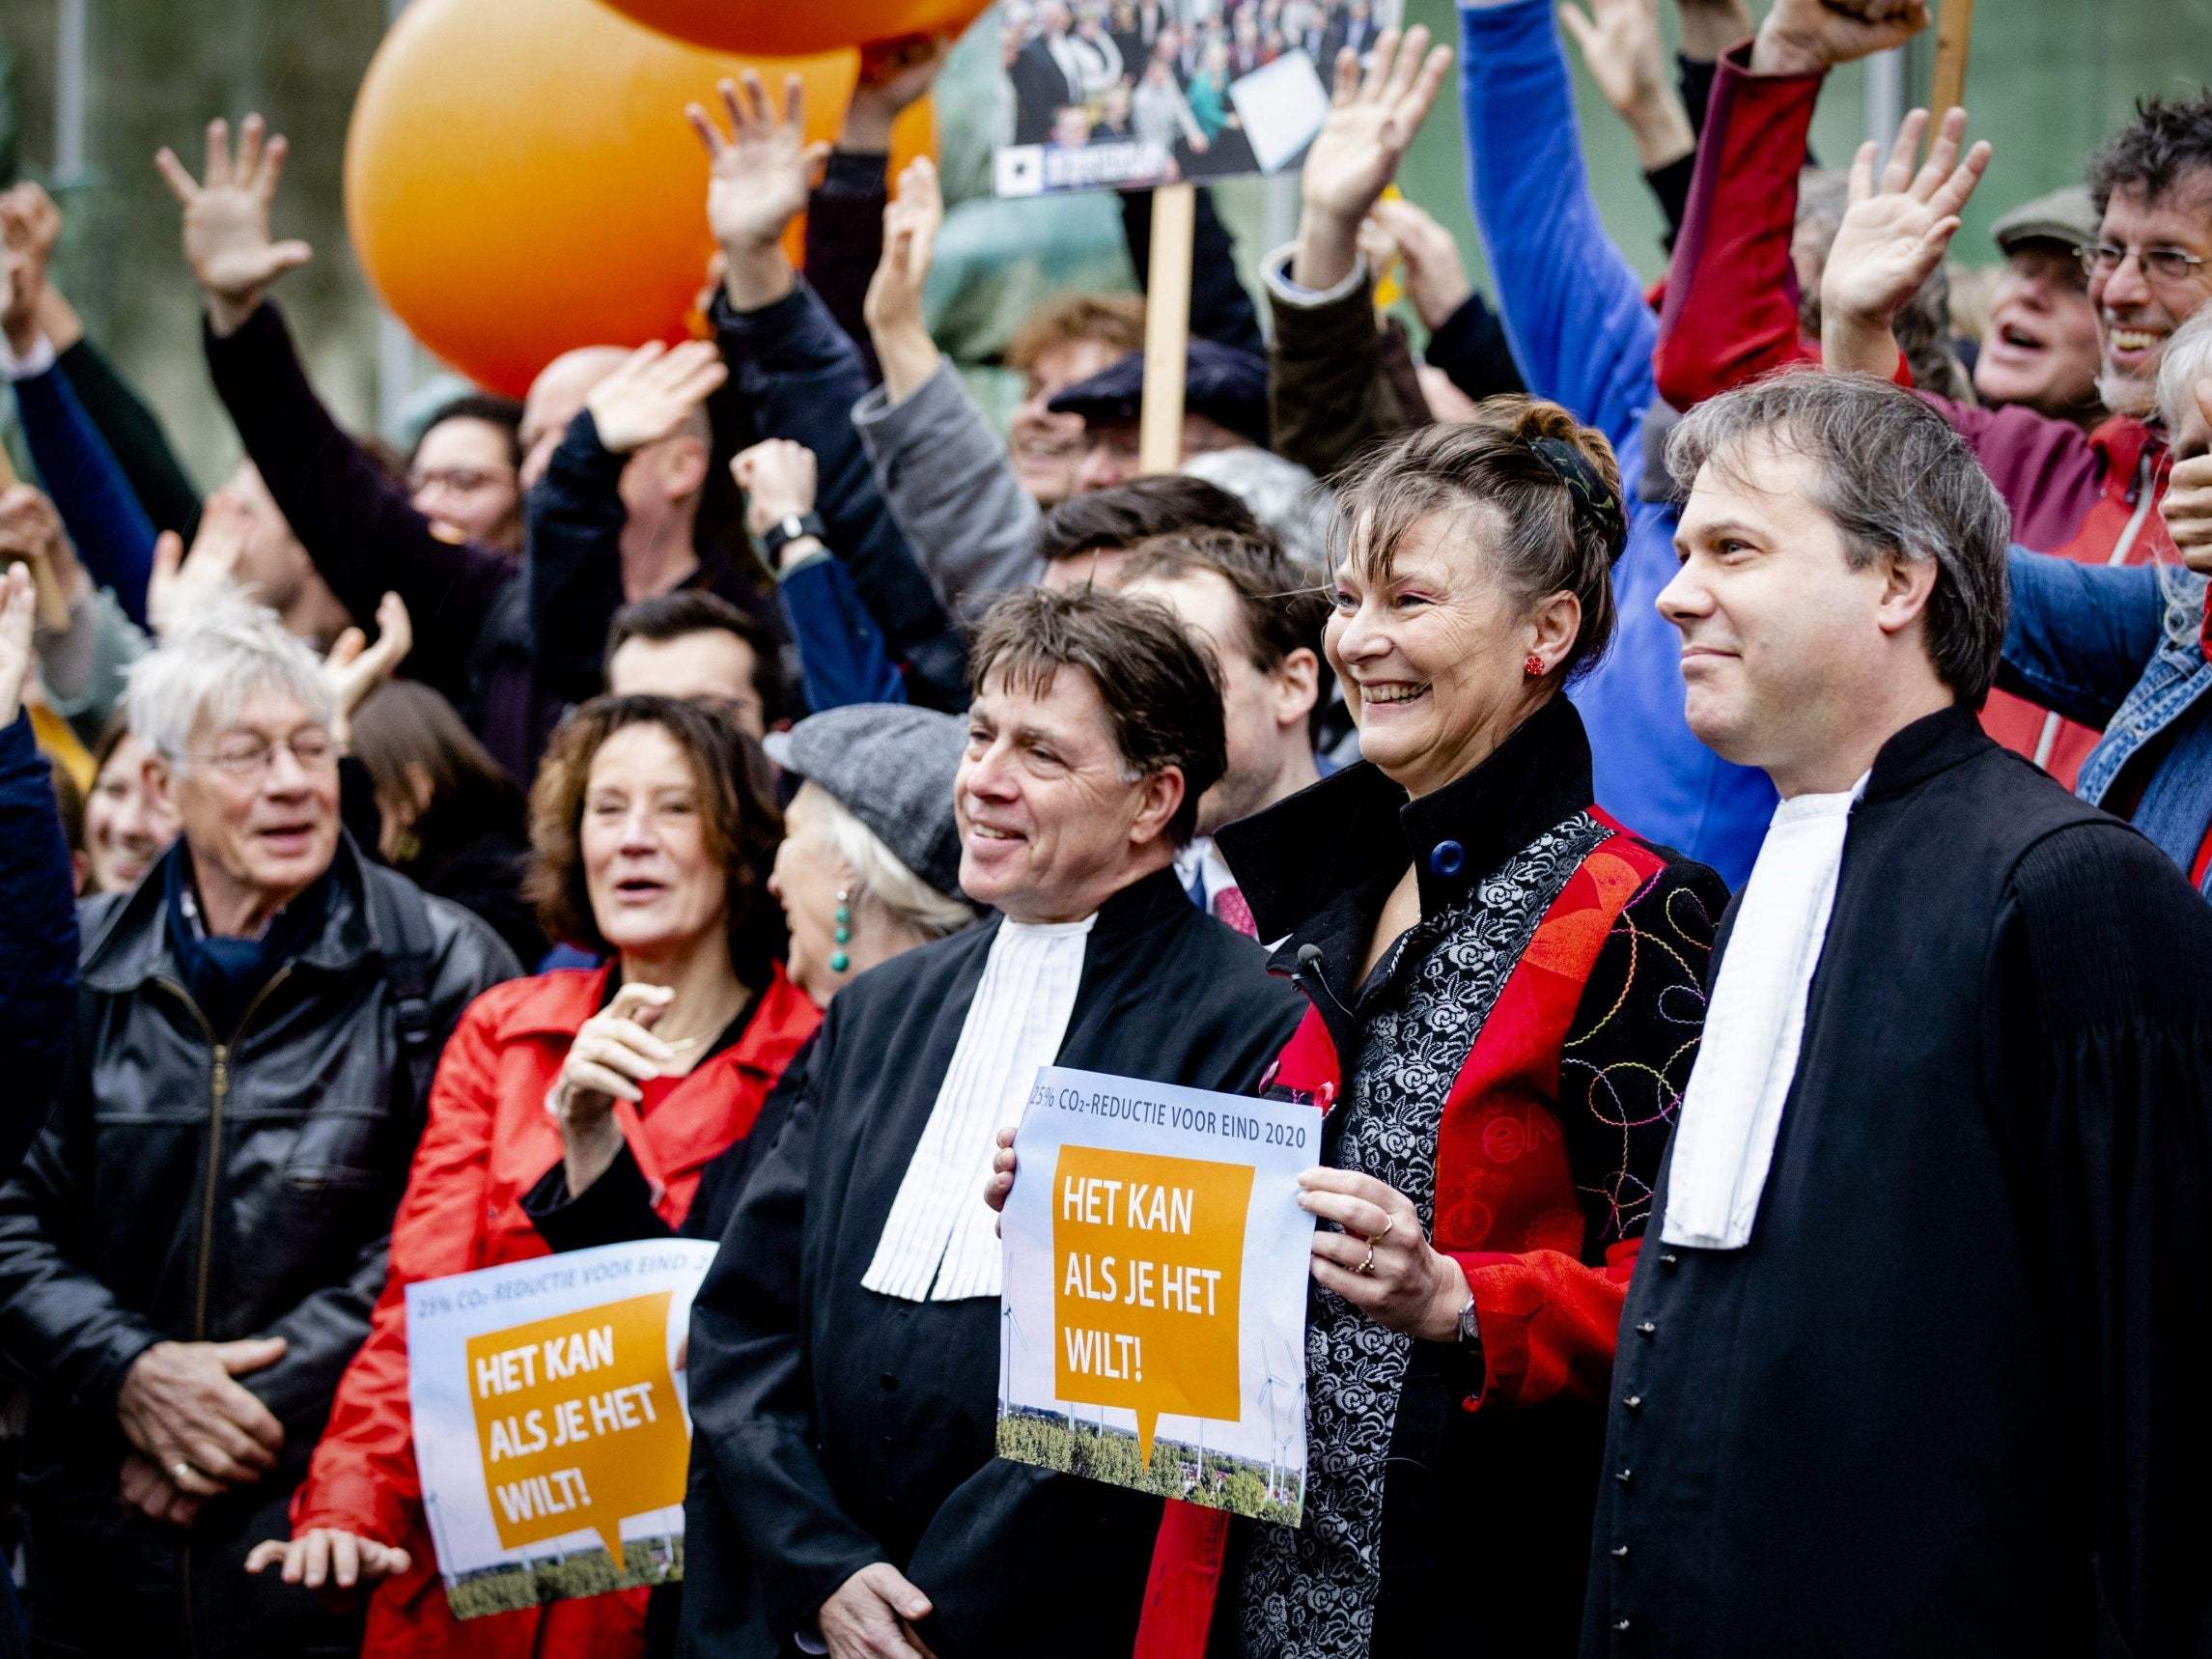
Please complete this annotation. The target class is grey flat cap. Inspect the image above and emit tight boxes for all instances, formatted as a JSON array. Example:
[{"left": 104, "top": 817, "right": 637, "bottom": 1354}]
[
  {"left": 1992, "top": 185, "right": 2097, "bottom": 255},
  {"left": 763, "top": 704, "right": 968, "bottom": 900}
]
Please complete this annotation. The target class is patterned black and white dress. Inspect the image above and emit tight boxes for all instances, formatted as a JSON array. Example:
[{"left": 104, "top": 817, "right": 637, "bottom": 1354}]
[{"left": 1232, "top": 813, "right": 1610, "bottom": 1656}]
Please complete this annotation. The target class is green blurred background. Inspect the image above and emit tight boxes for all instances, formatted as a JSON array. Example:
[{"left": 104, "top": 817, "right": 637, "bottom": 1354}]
[{"left": 7, "top": 0, "right": 2212, "bottom": 488}]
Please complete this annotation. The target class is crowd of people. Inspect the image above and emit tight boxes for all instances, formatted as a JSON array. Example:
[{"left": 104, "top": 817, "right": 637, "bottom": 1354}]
[{"left": 1, "top": 0, "right": 2210, "bottom": 1653}]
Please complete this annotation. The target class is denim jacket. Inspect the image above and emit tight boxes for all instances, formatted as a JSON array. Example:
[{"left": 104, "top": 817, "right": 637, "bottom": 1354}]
[{"left": 2001, "top": 546, "right": 2212, "bottom": 889}]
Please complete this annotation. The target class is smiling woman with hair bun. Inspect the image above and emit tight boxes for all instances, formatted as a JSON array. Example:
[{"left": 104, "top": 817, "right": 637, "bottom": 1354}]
[{"left": 1123, "top": 397, "right": 1734, "bottom": 1656}]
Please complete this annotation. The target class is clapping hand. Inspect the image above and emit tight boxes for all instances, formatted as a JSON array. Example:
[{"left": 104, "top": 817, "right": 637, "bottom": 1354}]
[
  {"left": 584, "top": 339, "right": 729, "bottom": 456},
  {"left": 1820, "top": 107, "right": 1989, "bottom": 371},
  {"left": 1294, "top": 25, "right": 1453, "bottom": 292},
  {"left": 155, "top": 115, "right": 313, "bottom": 336}
]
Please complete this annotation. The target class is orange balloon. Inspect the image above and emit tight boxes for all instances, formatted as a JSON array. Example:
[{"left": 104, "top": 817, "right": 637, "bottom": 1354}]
[
  {"left": 345, "top": 0, "right": 930, "bottom": 397},
  {"left": 598, "top": 0, "right": 991, "bottom": 59}
]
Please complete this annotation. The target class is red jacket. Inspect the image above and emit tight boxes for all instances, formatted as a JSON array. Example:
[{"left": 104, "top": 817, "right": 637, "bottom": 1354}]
[
  {"left": 291, "top": 963, "right": 819, "bottom": 1658},
  {"left": 1655, "top": 47, "right": 2170, "bottom": 790},
  {"left": 1134, "top": 822, "right": 1678, "bottom": 1656}
]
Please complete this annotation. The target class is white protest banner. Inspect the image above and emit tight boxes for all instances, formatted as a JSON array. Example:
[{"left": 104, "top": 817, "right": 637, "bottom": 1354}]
[
  {"left": 996, "top": 1065, "right": 1319, "bottom": 1526},
  {"left": 404, "top": 1239, "right": 716, "bottom": 1619}
]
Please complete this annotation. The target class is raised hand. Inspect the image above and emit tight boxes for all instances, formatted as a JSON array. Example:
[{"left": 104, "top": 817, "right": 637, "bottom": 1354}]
[
  {"left": 322, "top": 590, "right": 413, "bottom": 750},
  {"left": 1751, "top": 0, "right": 1930, "bottom": 77},
  {"left": 688, "top": 71, "right": 829, "bottom": 309},
  {"left": 732, "top": 439, "right": 822, "bottom": 556},
  {"left": 0, "top": 485, "right": 79, "bottom": 623},
  {"left": 1820, "top": 106, "right": 1989, "bottom": 371},
  {"left": 863, "top": 157, "right": 945, "bottom": 402},
  {"left": 585, "top": 339, "right": 729, "bottom": 455},
  {"left": 844, "top": 34, "right": 951, "bottom": 153},
  {"left": 1557, "top": 0, "right": 1694, "bottom": 171},
  {"left": 146, "top": 495, "right": 252, "bottom": 641},
  {"left": 154, "top": 115, "right": 313, "bottom": 336},
  {"left": 0, "top": 562, "right": 35, "bottom": 730},
  {"left": 1294, "top": 25, "right": 1454, "bottom": 292},
  {"left": 1368, "top": 195, "right": 1474, "bottom": 333}
]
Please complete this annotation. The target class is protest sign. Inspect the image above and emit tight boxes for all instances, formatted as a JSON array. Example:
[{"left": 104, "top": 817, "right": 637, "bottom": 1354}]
[
  {"left": 404, "top": 1239, "right": 716, "bottom": 1619},
  {"left": 992, "top": 10, "right": 1334, "bottom": 197},
  {"left": 996, "top": 1065, "right": 1319, "bottom": 1527}
]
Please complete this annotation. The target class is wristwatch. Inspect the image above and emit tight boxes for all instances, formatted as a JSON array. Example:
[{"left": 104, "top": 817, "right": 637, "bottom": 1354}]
[{"left": 760, "top": 511, "right": 826, "bottom": 568}]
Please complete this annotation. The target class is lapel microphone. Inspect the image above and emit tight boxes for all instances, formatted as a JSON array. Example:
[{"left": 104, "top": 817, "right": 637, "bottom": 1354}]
[{"left": 1295, "top": 943, "right": 1358, "bottom": 1022}]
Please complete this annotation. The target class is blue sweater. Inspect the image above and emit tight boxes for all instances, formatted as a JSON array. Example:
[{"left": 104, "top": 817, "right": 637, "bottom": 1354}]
[
  {"left": 14, "top": 361, "right": 158, "bottom": 629},
  {"left": 1459, "top": 0, "right": 1774, "bottom": 886},
  {"left": 0, "top": 714, "right": 78, "bottom": 1174}
]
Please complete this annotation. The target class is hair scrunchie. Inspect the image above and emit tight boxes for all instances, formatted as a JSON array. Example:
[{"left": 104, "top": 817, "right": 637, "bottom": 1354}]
[{"left": 1529, "top": 436, "right": 1628, "bottom": 562}]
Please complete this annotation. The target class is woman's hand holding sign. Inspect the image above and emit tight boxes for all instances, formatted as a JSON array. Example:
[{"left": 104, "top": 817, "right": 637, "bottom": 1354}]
[
  {"left": 1299, "top": 1167, "right": 1471, "bottom": 1343},
  {"left": 550, "top": 982, "right": 678, "bottom": 1195}
]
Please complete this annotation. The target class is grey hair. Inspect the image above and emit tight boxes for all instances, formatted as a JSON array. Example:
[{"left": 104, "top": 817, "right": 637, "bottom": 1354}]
[
  {"left": 2151, "top": 306, "right": 2212, "bottom": 645},
  {"left": 797, "top": 782, "right": 976, "bottom": 942},
  {"left": 1181, "top": 448, "right": 1331, "bottom": 568},
  {"left": 125, "top": 592, "right": 335, "bottom": 767},
  {"left": 1666, "top": 370, "right": 2014, "bottom": 705}
]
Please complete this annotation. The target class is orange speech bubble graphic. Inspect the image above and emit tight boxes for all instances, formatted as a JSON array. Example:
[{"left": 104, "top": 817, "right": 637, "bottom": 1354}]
[
  {"left": 465, "top": 1290, "right": 687, "bottom": 1558},
  {"left": 1051, "top": 1144, "right": 1253, "bottom": 1467}
]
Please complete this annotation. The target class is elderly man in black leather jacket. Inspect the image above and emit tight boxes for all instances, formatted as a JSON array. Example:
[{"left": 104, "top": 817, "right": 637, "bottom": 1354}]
[{"left": 0, "top": 597, "right": 517, "bottom": 1657}]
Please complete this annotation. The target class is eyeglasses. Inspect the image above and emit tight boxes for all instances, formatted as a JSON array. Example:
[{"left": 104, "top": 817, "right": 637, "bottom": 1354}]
[
  {"left": 188, "top": 730, "right": 338, "bottom": 779},
  {"left": 406, "top": 466, "right": 515, "bottom": 495},
  {"left": 2076, "top": 242, "right": 2211, "bottom": 284}
]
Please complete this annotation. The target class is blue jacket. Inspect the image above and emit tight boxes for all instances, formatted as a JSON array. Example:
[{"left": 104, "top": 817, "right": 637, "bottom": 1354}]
[
  {"left": 712, "top": 283, "right": 968, "bottom": 713},
  {"left": 1459, "top": 0, "right": 1773, "bottom": 887},
  {"left": 2002, "top": 547, "right": 2212, "bottom": 889},
  {"left": 0, "top": 713, "right": 78, "bottom": 1173},
  {"left": 13, "top": 360, "right": 157, "bottom": 629}
]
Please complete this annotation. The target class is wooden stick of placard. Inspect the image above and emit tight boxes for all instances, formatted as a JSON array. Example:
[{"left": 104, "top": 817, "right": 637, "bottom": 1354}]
[
  {"left": 1137, "top": 182, "right": 1196, "bottom": 475},
  {"left": 1930, "top": 0, "right": 1975, "bottom": 119},
  {"left": 0, "top": 445, "right": 72, "bottom": 631}
]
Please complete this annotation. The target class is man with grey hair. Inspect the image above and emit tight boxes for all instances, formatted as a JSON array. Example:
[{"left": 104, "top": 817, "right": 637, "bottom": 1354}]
[
  {"left": 1582, "top": 370, "right": 2212, "bottom": 1657},
  {"left": 0, "top": 597, "right": 516, "bottom": 1654}
]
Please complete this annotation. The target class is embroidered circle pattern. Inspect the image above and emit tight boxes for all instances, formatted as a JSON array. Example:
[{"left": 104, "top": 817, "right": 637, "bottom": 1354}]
[{"left": 1231, "top": 811, "right": 1607, "bottom": 1657}]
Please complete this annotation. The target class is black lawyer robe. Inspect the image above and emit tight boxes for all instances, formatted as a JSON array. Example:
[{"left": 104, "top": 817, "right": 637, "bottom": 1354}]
[
  {"left": 1583, "top": 707, "right": 2212, "bottom": 1657},
  {"left": 683, "top": 867, "right": 1306, "bottom": 1657}
]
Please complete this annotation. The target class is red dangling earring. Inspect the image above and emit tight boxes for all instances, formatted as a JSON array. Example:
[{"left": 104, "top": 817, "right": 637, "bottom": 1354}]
[{"left": 1524, "top": 654, "right": 1545, "bottom": 679}]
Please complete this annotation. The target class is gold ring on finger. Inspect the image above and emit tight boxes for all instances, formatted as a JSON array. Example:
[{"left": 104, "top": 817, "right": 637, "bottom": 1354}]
[
  {"left": 1356, "top": 1241, "right": 1376, "bottom": 1276},
  {"left": 1376, "top": 1215, "right": 1393, "bottom": 1242}
]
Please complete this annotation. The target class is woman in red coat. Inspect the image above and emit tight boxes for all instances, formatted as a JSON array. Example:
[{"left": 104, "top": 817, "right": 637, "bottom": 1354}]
[
  {"left": 994, "top": 407, "right": 1730, "bottom": 1656},
  {"left": 246, "top": 694, "right": 818, "bottom": 1656}
]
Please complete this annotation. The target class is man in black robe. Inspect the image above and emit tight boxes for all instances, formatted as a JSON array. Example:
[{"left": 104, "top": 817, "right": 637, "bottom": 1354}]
[
  {"left": 1583, "top": 372, "right": 2212, "bottom": 1656},
  {"left": 685, "top": 586, "right": 1305, "bottom": 1658}
]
